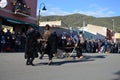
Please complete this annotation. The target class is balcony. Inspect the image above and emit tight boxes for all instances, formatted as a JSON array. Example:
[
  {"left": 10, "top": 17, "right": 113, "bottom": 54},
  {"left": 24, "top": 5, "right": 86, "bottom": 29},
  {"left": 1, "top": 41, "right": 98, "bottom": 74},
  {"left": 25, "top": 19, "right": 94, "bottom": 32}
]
[{"left": 12, "top": 1, "right": 31, "bottom": 16}]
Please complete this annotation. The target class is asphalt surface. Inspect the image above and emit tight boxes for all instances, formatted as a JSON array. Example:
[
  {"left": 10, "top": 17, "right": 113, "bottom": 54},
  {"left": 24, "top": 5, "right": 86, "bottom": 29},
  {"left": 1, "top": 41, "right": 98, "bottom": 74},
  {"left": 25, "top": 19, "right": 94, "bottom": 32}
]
[{"left": 0, "top": 53, "right": 120, "bottom": 80}]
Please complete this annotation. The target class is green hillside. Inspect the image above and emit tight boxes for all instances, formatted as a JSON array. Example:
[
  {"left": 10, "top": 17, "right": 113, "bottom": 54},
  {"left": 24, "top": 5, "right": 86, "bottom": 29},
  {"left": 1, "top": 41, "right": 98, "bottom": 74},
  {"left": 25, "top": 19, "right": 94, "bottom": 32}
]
[{"left": 39, "top": 14, "right": 120, "bottom": 32}]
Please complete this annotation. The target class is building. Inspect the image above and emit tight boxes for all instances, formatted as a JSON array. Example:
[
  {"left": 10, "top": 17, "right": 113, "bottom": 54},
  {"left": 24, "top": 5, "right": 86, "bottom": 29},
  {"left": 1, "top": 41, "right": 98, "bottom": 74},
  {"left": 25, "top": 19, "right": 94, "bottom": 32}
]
[
  {"left": 40, "top": 20, "right": 68, "bottom": 28},
  {"left": 0, "top": 0, "right": 37, "bottom": 33},
  {"left": 39, "top": 20, "right": 69, "bottom": 36},
  {"left": 114, "top": 32, "right": 120, "bottom": 42},
  {"left": 80, "top": 24, "right": 113, "bottom": 40}
]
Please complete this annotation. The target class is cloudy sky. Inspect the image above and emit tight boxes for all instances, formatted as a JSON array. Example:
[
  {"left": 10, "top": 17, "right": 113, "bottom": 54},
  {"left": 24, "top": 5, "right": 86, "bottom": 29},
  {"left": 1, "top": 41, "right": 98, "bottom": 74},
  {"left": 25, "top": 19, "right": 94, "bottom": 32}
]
[{"left": 37, "top": 0, "right": 120, "bottom": 17}]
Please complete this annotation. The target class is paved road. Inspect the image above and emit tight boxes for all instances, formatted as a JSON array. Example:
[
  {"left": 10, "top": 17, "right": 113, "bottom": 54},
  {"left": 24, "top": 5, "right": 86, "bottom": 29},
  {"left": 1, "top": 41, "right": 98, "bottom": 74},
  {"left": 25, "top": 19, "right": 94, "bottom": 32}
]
[{"left": 0, "top": 53, "right": 120, "bottom": 80}]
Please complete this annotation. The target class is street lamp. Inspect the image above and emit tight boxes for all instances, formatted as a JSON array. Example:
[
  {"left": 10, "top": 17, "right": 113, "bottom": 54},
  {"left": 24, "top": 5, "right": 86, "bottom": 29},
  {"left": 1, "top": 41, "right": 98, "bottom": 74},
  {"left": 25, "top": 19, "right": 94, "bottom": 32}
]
[
  {"left": 112, "top": 19, "right": 114, "bottom": 31},
  {"left": 38, "top": 2, "right": 46, "bottom": 26}
]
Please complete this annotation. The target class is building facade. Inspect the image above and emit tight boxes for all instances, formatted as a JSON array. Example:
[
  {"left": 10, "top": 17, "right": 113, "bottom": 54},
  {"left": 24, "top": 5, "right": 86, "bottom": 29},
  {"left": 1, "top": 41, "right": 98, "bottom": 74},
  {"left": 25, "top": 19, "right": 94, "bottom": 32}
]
[
  {"left": 0, "top": 0, "right": 37, "bottom": 33},
  {"left": 39, "top": 20, "right": 69, "bottom": 36},
  {"left": 40, "top": 20, "right": 68, "bottom": 28},
  {"left": 80, "top": 24, "right": 113, "bottom": 40}
]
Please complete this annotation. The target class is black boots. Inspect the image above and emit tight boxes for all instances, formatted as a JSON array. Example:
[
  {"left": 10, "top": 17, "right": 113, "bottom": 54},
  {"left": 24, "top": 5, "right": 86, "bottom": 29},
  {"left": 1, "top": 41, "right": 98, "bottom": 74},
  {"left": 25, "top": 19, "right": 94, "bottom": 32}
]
[{"left": 26, "top": 58, "right": 34, "bottom": 66}]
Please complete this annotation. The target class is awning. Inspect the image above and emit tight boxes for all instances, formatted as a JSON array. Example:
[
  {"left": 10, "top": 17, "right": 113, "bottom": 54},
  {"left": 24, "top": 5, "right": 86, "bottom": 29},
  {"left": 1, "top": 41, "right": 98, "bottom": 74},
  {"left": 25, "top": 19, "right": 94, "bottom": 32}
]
[
  {"left": 0, "top": 16, "right": 38, "bottom": 28},
  {"left": 7, "top": 19, "right": 24, "bottom": 24}
]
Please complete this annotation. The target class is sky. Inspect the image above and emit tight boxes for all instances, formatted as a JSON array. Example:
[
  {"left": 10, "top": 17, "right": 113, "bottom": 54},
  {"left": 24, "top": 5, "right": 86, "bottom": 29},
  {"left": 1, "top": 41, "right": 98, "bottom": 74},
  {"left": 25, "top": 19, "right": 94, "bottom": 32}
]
[{"left": 37, "top": 0, "right": 120, "bottom": 17}]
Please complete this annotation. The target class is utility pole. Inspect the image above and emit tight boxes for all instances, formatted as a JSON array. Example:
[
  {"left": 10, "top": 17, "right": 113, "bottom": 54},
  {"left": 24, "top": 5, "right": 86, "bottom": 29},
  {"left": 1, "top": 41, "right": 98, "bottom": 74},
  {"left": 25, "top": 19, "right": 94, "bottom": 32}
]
[{"left": 112, "top": 19, "right": 114, "bottom": 31}]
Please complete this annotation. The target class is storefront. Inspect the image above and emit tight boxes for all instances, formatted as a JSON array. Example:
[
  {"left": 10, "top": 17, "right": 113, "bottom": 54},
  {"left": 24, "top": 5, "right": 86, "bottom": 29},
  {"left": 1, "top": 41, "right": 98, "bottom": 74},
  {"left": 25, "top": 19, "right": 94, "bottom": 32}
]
[{"left": 0, "top": 0, "right": 37, "bottom": 33}]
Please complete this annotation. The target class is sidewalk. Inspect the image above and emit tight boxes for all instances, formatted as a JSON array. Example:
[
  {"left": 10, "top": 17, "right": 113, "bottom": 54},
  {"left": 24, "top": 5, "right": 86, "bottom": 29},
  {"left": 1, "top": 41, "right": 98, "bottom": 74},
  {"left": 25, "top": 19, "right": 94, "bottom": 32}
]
[{"left": 0, "top": 53, "right": 120, "bottom": 80}]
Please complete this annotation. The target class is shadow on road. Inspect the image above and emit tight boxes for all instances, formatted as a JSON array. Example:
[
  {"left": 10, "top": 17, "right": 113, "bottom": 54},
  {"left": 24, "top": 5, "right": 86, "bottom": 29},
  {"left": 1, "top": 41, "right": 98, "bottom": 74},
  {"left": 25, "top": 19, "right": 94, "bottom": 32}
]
[
  {"left": 35, "top": 54, "right": 106, "bottom": 66},
  {"left": 112, "top": 70, "right": 120, "bottom": 80},
  {"left": 84, "top": 55, "right": 107, "bottom": 59}
]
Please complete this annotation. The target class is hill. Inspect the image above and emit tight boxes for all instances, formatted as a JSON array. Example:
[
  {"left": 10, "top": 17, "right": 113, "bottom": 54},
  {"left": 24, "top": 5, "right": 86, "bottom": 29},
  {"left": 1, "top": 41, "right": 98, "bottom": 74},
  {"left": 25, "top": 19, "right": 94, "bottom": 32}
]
[{"left": 39, "top": 14, "right": 120, "bottom": 32}]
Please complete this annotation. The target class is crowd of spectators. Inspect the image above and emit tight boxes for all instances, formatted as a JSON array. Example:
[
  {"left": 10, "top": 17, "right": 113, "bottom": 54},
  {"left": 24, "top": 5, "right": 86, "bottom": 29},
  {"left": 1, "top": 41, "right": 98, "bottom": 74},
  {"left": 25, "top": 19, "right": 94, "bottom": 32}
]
[
  {"left": 0, "top": 29, "right": 119, "bottom": 53},
  {"left": 59, "top": 33, "right": 119, "bottom": 53},
  {"left": 0, "top": 29, "right": 26, "bottom": 52}
]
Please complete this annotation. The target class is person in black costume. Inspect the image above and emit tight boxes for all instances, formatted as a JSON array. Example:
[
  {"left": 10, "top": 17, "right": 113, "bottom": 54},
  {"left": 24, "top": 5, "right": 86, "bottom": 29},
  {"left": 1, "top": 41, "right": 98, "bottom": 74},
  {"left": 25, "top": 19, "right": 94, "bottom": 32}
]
[
  {"left": 25, "top": 27, "right": 38, "bottom": 66},
  {"left": 39, "top": 25, "right": 51, "bottom": 59},
  {"left": 41, "top": 25, "right": 58, "bottom": 65},
  {"left": 75, "top": 33, "right": 84, "bottom": 59},
  {"left": 35, "top": 30, "right": 43, "bottom": 59}
]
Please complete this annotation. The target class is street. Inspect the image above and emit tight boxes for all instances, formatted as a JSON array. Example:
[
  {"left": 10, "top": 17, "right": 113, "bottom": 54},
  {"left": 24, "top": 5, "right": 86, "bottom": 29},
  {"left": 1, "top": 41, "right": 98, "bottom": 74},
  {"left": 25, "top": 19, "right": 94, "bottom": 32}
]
[{"left": 0, "top": 53, "right": 120, "bottom": 80}]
